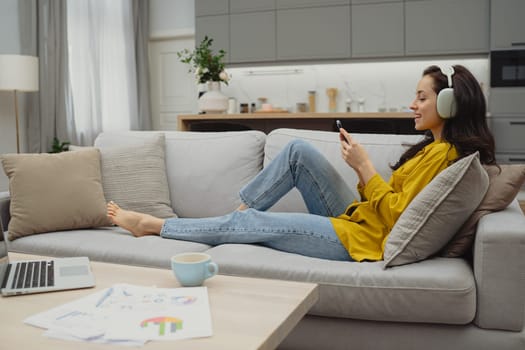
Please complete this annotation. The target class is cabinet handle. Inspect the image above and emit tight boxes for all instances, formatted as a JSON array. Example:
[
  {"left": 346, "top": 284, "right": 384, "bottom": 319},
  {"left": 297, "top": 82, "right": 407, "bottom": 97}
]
[
  {"left": 509, "top": 122, "right": 525, "bottom": 125},
  {"left": 509, "top": 158, "right": 525, "bottom": 162},
  {"left": 511, "top": 42, "right": 525, "bottom": 47}
]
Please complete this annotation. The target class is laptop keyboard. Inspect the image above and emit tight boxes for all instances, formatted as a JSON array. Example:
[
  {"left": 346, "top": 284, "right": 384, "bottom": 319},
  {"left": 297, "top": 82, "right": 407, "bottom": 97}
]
[{"left": 8, "top": 261, "right": 55, "bottom": 289}]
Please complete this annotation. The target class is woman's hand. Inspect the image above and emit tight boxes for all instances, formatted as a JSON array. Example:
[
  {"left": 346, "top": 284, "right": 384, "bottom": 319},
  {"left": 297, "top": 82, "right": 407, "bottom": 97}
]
[{"left": 340, "top": 128, "right": 377, "bottom": 185}]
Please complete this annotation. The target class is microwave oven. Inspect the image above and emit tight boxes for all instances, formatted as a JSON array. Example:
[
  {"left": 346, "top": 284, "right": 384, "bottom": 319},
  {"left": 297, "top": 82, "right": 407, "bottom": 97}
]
[{"left": 490, "top": 50, "right": 525, "bottom": 87}]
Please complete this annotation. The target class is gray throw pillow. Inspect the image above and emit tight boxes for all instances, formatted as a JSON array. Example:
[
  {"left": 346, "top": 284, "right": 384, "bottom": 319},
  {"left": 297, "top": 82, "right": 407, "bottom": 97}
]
[
  {"left": 71, "top": 134, "right": 176, "bottom": 219},
  {"left": 383, "top": 152, "right": 489, "bottom": 268}
]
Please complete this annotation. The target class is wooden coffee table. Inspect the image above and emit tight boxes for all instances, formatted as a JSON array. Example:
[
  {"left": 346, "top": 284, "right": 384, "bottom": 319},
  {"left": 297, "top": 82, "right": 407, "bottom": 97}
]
[{"left": 0, "top": 253, "right": 318, "bottom": 350}]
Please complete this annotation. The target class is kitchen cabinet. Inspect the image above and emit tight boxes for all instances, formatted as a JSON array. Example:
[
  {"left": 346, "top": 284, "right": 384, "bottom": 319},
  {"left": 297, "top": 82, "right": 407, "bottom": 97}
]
[
  {"left": 230, "top": 11, "right": 276, "bottom": 63},
  {"left": 490, "top": 118, "right": 525, "bottom": 154},
  {"left": 495, "top": 153, "right": 525, "bottom": 164},
  {"left": 195, "top": 0, "right": 492, "bottom": 64},
  {"left": 230, "top": 0, "right": 276, "bottom": 13},
  {"left": 195, "top": 15, "right": 230, "bottom": 63},
  {"left": 277, "top": 0, "right": 349, "bottom": 9},
  {"left": 351, "top": 1, "right": 404, "bottom": 58},
  {"left": 195, "top": 0, "right": 228, "bottom": 16},
  {"left": 489, "top": 87, "right": 525, "bottom": 163},
  {"left": 490, "top": 0, "right": 525, "bottom": 50},
  {"left": 276, "top": 6, "right": 351, "bottom": 60},
  {"left": 490, "top": 88, "right": 525, "bottom": 117},
  {"left": 405, "top": 0, "right": 489, "bottom": 55}
]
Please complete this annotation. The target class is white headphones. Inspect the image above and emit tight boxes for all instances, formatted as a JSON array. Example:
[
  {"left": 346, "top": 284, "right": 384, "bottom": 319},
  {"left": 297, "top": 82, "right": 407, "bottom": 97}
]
[{"left": 436, "top": 65, "right": 457, "bottom": 119}]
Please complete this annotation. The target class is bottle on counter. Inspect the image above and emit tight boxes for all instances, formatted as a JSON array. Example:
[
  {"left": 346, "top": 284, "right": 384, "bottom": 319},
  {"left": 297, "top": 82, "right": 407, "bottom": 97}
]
[
  {"left": 308, "top": 91, "right": 316, "bottom": 113},
  {"left": 345, "top": 98, "right": 352, "bottom": 112},
  {"left": 357, "top": 98, "right": 365, "bottom": 113},
  {"left": 326, "top": 88, "right": 338, "bottom": 113}
]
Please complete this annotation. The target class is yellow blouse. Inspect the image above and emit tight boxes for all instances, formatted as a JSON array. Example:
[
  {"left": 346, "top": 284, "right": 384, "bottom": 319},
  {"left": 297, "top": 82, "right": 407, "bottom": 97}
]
[{"left": 330, "top": 140, "right": 458, "bottom": 262}]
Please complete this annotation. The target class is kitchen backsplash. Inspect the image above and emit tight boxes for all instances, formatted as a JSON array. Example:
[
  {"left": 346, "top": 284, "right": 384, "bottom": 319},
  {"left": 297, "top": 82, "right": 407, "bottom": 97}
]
[{"left": 221, "top": 58, "right": 489, "bottom": 114}]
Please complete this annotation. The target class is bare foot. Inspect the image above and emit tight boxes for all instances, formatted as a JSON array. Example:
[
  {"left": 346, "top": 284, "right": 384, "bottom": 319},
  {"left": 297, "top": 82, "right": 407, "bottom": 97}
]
[
  {"left": 236, "top": 203, "right": 249, "bottom": 211},
  {"left": 107, "top": 201, "right": 164, "bottom": 237}
]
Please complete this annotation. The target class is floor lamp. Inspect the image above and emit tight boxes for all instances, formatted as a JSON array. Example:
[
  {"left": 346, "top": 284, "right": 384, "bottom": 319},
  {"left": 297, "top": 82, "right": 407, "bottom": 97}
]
[{"left": 0, "top": 55, "right": 39, "bottom": 153}]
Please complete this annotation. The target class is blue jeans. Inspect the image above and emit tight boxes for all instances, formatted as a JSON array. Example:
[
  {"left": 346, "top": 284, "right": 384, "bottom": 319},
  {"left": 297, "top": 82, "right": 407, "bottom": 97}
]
[{"left": 161, "top": 140, "right": 356, "bottom": 261}]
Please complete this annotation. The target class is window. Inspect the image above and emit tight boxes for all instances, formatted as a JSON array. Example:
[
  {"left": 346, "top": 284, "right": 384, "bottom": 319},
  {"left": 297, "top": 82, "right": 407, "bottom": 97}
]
[{"left": 67, "top": 0, "right": 137, "bottom": 145}]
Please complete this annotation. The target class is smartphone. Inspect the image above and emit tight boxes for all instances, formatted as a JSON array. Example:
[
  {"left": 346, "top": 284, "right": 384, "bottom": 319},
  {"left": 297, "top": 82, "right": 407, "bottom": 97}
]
[{"left": 336, "top": 120, "right": 350, "bottom": 144}]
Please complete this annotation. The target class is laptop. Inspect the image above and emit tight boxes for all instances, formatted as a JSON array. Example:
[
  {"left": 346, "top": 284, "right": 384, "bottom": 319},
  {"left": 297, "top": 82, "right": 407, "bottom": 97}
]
[{"left": 0, "top": 221, "right": 95, "bottom": 296}]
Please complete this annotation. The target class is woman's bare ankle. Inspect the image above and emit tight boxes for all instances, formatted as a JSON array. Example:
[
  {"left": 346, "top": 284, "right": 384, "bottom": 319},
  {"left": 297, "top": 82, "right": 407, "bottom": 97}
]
[
  {"left": 237, "top": 203, "right": 249, "bottom": 211},
  {"left": 107, "top": 202, "right": 164, "bottom": 237},
  {"left": 139, "top": 216, "right": 164, "bottom": 236}
]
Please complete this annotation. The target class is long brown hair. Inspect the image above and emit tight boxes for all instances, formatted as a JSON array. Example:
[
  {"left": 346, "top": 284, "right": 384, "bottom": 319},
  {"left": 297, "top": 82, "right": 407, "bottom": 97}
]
[{"left": 392, "top": 65, "right": 496, "bottom": 170}]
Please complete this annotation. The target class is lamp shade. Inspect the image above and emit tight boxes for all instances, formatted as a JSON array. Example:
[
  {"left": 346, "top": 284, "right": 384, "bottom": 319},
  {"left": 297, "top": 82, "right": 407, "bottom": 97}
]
[{"left": 0, "top": 54, "right": 39, "bottom": 92}]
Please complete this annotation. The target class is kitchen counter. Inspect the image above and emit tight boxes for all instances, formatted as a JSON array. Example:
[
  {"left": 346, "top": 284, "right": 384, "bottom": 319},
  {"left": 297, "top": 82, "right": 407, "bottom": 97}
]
[{"left": 178, "top": 112, "right": 418, "bottom": 134}]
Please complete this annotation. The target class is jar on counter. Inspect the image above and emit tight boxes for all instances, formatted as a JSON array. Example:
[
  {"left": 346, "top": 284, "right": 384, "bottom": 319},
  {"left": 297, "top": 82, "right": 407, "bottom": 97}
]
[
  {"left": 240, "top": 103, "right": 249, "bottom": 113},
  {"left": 257, "top": 97, "right": 268, "bottom": 111},
  {"left": 227, "top": 98, "right": 237, "bottom": 114},
  {"left": 296, "top": 102, "right": 307, "bottom": 113}
]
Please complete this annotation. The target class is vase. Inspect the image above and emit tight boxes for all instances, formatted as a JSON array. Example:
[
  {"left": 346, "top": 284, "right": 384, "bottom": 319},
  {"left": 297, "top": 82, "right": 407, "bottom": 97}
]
[{"left": 198, "top": 81, "right": 228, "bottom": 114}]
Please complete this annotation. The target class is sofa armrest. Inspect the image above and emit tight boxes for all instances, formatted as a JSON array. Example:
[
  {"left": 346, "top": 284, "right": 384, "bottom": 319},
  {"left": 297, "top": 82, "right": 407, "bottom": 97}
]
[
  {"left": 0, "top": 191, "right": 10, "bottom": 235},
  {"left": 473, "top": 200, "right": 525, "bottom": 331}
]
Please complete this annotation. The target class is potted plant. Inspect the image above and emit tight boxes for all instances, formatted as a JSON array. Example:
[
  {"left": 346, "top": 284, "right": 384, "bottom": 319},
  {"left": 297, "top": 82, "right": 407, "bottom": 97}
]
[
  {"left": 49, "top": 137, "right": 70, "bottom": 153},
  {"left": 177, "top": 36, "right": 230, "bottom": 114}
]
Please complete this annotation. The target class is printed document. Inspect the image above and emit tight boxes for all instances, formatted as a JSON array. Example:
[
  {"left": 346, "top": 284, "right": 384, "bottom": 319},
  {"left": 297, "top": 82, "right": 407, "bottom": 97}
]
[{"left": 24, "top": 284, "right": 213, "bottom": 345}]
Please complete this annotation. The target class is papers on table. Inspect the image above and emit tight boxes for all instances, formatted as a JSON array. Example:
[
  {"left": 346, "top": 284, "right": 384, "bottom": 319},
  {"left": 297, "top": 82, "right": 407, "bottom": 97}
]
[{"left": 24, "top": 284, "right": 213, "bottom": 346}]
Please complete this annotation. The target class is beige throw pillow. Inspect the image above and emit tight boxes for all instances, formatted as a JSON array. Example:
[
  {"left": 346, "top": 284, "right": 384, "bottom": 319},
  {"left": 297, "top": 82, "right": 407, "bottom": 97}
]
[
  {"left": 1, "top": 149, "right": 111, "bottom": 240},
  {"left": 383, "top": 152, "right": 489, "bottom": 268},
  {"left": 441, "top": 164, "right": 525, "bottom": 257}
]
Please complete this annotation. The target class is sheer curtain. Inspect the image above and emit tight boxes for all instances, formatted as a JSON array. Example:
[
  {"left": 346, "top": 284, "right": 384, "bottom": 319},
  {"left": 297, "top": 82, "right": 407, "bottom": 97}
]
[
  {"left": 22, "top": 0, "right": 151, "bottom": 150},
  {"left": 67, "top": 0, "right": 143, "bottom": 146}
]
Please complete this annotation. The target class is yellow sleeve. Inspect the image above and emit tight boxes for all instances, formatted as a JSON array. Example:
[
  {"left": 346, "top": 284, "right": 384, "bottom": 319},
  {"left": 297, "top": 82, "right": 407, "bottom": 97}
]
[
  {"left": 357, "top": 182, "right": 366, "bottom": 201},
  {"left": 361, "top": 148, "right": 454, "bottom": 230}
]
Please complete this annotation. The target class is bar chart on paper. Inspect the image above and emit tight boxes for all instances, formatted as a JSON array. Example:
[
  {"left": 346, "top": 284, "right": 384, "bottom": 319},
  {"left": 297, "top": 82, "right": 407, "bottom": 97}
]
[{"left": 141, "top": 316, "right": 183, "bottom": 336}]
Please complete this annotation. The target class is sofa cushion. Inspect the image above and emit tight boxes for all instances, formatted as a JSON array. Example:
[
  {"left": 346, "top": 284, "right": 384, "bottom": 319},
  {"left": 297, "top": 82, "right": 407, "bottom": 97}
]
[
  {"left": 6, "top": 227, "right": 212, "bottom": 268},
  {"left": 383, "top": 152, "right": 489, "bottom": 267},
  {"left": 78, "top": 133, "right": 176, "bottom": 218},
  {"left": 95, "top": 130, "right": 267, "bottom": 218},
  {"left": 1, "top": 149, "right": 110, "bottom": 240},
  {"left": 264, "top": 129, "right": 422, "bottom": 212},
  {"left": 205, "top": 243, "right": 476, "bottom": 325},
  {"left": 441, "top": 163, "right": 525, "bottom": 257}
]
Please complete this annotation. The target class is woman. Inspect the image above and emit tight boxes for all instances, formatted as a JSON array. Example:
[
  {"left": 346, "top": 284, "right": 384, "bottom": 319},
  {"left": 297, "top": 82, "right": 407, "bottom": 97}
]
[{"left": 107, "top": 65, "right": 496, "bottom": 262}]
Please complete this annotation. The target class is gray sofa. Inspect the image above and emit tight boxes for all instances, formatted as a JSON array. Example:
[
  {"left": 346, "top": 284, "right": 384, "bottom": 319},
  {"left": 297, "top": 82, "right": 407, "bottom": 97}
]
[{"left": 1, "top": 128, "right": 525, "bottom": 350}]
